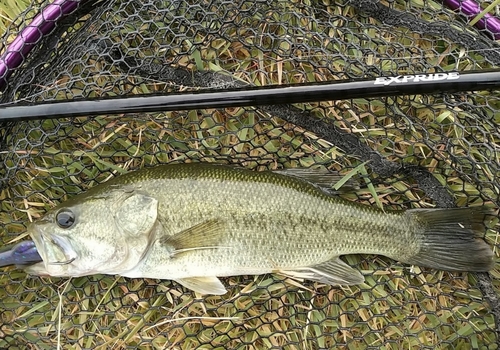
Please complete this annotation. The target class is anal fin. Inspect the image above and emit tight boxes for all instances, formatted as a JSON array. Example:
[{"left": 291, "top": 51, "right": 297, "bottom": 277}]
[
  {"left": 176, "top": 276, "right": 227, "bottom": 295},
  {"left": 279, "top": 258, "right": 364, "bottom": 286}
]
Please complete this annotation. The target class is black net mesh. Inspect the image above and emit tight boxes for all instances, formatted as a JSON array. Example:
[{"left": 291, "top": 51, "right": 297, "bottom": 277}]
[{"left": 0, "top": 0, "right": 499, "bottom": 348}]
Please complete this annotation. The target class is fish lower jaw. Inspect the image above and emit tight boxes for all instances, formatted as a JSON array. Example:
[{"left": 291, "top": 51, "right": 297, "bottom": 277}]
[{"left": 24, "top": 262, "right": 49, "bottom": 276}]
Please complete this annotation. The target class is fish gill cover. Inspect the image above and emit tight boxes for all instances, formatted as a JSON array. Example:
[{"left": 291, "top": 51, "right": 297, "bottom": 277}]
[{"left": 0, "top": 0, "right": 499, "bottom": 348}]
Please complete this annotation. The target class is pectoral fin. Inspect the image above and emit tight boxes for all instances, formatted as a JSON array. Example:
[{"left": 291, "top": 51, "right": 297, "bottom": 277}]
[
  {"left": 279, "top": 258, "right": 364, "bottom": 286},
  {"left": 176, "top": 276, "right": 227, "bottom": 295},
  {"left": 160, "top": 219, "right": 228, "bottom": 256}
]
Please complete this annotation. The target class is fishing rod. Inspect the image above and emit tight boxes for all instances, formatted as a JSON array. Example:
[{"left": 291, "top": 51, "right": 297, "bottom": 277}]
[{"left": 0, "top": 69, "right": 499, "bottom": 121}]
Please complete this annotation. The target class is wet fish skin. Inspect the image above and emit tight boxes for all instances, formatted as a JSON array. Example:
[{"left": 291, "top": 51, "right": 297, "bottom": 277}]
[{"left": 24, "top": 163, "right": 494, "bottom": 294}]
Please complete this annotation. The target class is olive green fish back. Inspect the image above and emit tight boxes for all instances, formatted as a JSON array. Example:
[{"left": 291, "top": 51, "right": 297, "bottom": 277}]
[{"left": 0, "top": 0, "right": 499, "bottom": 349}]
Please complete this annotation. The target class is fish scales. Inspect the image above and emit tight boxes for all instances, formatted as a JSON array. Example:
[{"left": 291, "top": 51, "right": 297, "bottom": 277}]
[
  {"left": 116, "top": 165, "right": 413, "bottom": 275},
  {"left": 23, "top": 163, "right": 494, "bottom": 294}
]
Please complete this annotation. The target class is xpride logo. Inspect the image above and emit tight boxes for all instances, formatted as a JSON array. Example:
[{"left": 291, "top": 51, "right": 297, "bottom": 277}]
[{"left": 374, "top": 72, "right": 460, "bottom": 86}]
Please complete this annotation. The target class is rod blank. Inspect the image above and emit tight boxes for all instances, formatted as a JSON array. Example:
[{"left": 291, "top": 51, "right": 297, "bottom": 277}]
[{"left": 1, "top": 70, "right": 499, "bottom": 122}]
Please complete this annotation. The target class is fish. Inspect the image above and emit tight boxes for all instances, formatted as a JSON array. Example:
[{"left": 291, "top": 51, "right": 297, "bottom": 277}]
[{"left": 23, "top": 163, "right": 494, "bottom": 295}]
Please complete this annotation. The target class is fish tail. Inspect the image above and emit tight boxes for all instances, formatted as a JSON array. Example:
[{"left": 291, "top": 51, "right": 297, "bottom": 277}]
[{"left": 404, "top": 207, "right": 494, "bottom": 272}]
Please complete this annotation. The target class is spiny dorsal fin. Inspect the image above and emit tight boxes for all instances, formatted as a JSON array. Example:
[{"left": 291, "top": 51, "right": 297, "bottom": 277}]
[
  {"left": 278, "top": 258, "right": 364, "bottom": 286},
  {"left": 176, "top": 276, "right": 227, "bottom": 295},
  {"left": 159, "top": 219, "right": 228, "bottom": 256},
  {"left": 272, "top": 168, "right": 359, "bottom": 194}
]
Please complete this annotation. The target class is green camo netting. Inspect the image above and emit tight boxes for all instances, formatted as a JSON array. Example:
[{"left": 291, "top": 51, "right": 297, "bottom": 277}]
[{"left": 0, "top": 0, "right": 499, "bottom": 348}]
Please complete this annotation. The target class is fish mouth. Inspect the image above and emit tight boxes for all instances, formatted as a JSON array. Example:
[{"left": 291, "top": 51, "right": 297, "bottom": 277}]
[{"left": 30, "top": 228, "right": 78, "bottom": 268}]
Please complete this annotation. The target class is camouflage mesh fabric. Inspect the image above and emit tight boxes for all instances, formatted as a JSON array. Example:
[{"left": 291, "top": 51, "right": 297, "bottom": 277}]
[{"left": 0, "top": 0, "right": 499, "bottom": 348}]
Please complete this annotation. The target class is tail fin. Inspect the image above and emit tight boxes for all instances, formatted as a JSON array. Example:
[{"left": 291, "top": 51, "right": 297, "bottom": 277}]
[{"left": 404, "top": 207, "right": 494, "bottom": 272}]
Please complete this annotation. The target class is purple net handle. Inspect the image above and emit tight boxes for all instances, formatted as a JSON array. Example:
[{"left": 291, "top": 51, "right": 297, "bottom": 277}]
[
  {"left": 0, "top": 0, "right": 91, "bottom": 92},
  {"left": 443, "top": 0, "right": 500, "bottom": 39}
]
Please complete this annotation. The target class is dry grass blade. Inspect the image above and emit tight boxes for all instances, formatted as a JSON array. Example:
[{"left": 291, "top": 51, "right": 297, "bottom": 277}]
[{"left": 469, "top": 0, "right": 500, "bottom": 26}]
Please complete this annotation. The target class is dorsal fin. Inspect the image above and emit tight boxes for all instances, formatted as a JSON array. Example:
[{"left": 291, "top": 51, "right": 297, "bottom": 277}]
[{"left": 272, "top": 168, "right": 359, "bottom": 195}]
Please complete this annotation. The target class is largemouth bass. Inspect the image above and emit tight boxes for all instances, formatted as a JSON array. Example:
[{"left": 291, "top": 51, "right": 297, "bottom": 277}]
[{"left": 24, "top": 163, "right": 494, "bottom": 294}]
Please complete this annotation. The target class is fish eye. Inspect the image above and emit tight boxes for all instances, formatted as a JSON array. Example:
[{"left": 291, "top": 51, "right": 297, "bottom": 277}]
[{"left": 56, "top": 209, "right": 76, "bottom": 229}]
